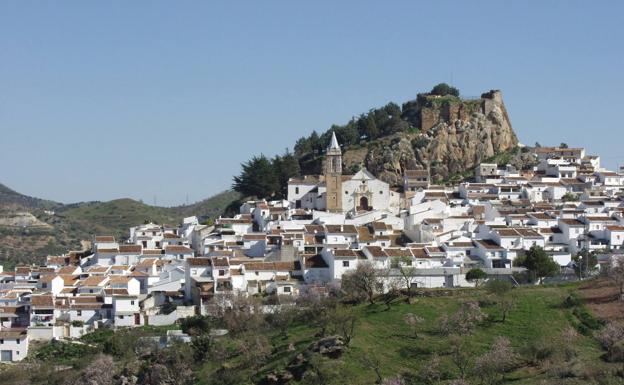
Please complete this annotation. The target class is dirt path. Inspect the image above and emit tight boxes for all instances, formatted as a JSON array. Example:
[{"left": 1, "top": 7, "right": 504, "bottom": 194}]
[{"left": 577, "top": 277, "right": 624, "bottom": 322}]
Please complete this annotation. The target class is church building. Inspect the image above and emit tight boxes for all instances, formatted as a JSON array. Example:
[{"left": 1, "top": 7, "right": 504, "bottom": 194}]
[{"left": 287, "top": 132, "right": 394, "bottom": 214}]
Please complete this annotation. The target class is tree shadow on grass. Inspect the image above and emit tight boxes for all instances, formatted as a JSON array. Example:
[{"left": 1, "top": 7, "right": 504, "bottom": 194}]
[{"left": 398, "top": 344, "right": 433, "bottom": 359}]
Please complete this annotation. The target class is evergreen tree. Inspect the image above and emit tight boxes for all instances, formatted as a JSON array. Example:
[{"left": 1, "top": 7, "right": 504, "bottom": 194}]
[
  {"left": 273, "top": 151, "right": 300, "bottom": 199},
  {"left": 232, "top": 155, "right": 279, "bottom": 199},
  {"left": 294, "top": 136, "right": 312, "bottom": 156},
  {"left": 309, "top": 131, "right": 321, "bottom": 154},
  {"left": 515, "top": 246, "right": 559, "bottom": 283},
  {"left": 359, "top": 114, "right": 379, "bottom": 139}
]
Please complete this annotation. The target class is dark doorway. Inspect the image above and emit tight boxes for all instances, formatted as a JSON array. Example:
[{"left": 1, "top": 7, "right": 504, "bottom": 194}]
[{"left": 359, "top": 196, "right": 370, "bottom": 211}]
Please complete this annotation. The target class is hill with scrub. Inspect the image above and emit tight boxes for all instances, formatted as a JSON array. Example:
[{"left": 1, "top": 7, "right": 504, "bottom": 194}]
[
  {"left": 0, "top": 184, "right": 240, "bottom": 268},
  {"left": 232, "top": 84, "right": 528, "bottom": 201},
  {"left": 2, "top": 280, "right": 623, "bottom": 385}
]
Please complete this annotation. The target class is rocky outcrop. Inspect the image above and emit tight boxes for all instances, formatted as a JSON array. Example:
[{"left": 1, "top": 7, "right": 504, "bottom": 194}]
[
  {"left": 263, "top": 336, "right": 347, "bottom": 384},
  {"left": 355, "top": 90, "right": 519, "bottom": 184},
  {"left": 0, "top": 212, "right": 52, "bottom": 228}
]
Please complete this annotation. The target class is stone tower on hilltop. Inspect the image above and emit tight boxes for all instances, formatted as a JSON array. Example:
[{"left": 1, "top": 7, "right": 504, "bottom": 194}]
[{"left": 324, "top": 131, "right": 343, "bottom": 212}]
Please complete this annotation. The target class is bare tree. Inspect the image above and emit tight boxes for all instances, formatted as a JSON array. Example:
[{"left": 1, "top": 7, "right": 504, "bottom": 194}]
[
  {"left": 485, "top": 280, "right": 517, "bottom": 322},
  {"left": 341, "top": 262, "right": 383, "bottom": 304},
  {"left": 449, "top": 335, "right": 472, "bottom": 379},
  {"left": 267, "top": 304, "right": 299, "bottom": 339},
  {"left": 608, "top": 255, "right": 624, "bottom": 300},
  {"left": 438, "top": 301, "right": 486, "bottom": 336},
  {"left": 381, "top": 273, "right": 402, "bottom": 310},
  {"left": 235, "top": 333, "right": 272, "bottom": 370},
  {"left": 473, "top": 337, "right": 517, "bottom": 385},
  {"left": 359, "top": 352, "right": 383, "bottom": 384},
  {"left": 72, "top": 354, "right": 115, "bottom": 385},
  {"left": 221, "top": 293, "right": 266, "bottom": 334},
  {"left": 418, "top": 353, "right": 442, "bottom": 385},
  {"left": 498, "top": 294, "right": 517, "bottom": 323},
  {"left": 392, "top": 256, "right": 419, "bottom": 301},
  {"left": 297, "top": 290, "right": 338, "bottom": 337},
  {"left": 330, "top": 307, "right": 357, "bottom": 346},
  {"left": 404, "top": 313, "right": 425, "bottom": 338}
]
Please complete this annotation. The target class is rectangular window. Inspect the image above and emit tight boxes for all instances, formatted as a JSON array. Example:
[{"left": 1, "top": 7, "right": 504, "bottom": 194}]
[
  {"left": 131, "top": 301, "right": 135, "bottom": 305},
  {"left": 283, "top": 287, "right": 291, "bottom": 293},
  {"left": 16, "top": 339, "right": 20, "bottom": 345},
  {"left": 219, "top": 270, "right": 225, "bottom": 276},
  {"left": 77, "top": 310, "right": 82, "bottom": 316},
  {"left": 342, "top": 261, "right": 349, "bottom": 267}
]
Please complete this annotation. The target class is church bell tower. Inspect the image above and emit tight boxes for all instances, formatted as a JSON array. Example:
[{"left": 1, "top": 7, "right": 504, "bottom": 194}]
[{"left": 325, "top": 131, "right": 343, "bottom": 212}]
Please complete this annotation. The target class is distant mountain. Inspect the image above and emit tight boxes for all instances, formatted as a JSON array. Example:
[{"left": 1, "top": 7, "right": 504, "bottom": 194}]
[
  {"left": 0, "top": 183, "right": 60, "bottom": 211},
  {"left": 0, "top": 184, "right": 240, "bottom": 268}
]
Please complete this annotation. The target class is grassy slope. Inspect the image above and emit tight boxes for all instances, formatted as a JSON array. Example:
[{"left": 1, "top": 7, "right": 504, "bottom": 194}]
[
  {"left": 201, "top": 284, "right": 608, "bottom": 385},
  {"left": 11, "top": 283, "right": 617, "bottom": 385}
]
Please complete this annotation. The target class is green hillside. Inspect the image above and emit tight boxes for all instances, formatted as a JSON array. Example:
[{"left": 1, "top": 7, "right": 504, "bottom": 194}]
[
  {"left": 0, "top": 187, "right": 240, "bottom": 267},
  {"left": 5, "top": 281, "right": 621, "bottom": 385}
]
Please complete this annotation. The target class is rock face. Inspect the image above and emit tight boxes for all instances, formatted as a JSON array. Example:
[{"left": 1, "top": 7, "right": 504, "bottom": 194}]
[
  {"left": 358, "top": 90, "right": 518, "bottom": 184},
  {"left": 0, "top": 212, "right": 51, "bottom": 228}
]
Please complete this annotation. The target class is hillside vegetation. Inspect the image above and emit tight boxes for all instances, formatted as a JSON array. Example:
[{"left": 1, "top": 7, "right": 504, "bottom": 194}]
[
  {"left": 232, "top": 84, "right": 519, "bottom": 199},
  {"left": 0, "top": 186, "right": 240, "bottom": 267},
  {"left": 4, "top": 281, "right": 624, "bottom": 385}
]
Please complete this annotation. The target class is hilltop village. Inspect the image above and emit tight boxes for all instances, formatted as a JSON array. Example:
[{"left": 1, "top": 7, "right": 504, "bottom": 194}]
[{"left": 1, "top": 133, "right": 623, "bottom": 362}]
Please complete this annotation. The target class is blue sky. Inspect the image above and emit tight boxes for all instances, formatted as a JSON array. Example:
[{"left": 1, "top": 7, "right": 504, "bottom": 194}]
[{"left": 1, "top": 1, "right": 623, "bottom": 206}]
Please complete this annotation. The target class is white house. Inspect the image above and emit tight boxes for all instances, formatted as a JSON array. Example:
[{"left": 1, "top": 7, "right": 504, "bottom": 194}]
[
  {"left": 112, "top": 295, "right": 142, "bottom": 327},
  {"left": 0, "top": 329, "right": 28, "bottom": 362}
]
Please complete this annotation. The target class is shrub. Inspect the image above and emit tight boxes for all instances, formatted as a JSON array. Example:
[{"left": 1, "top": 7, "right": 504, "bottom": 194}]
[
  {"left": 573, "top": 306, "right": 603, "bottom": 334},
  {"left": 412, "top": 137, "right": 430, "bottom": 150},
  {"left": 563, "top": 293, "right": 582, "bottom": 308},
  {"left": 465, "top": 268, "right": 487, "bottom": 287},
  {"left": 430, "top": 83, "right": 460, "bottom": 97},
  {"left": 521, "top": 340, "right": 555, "bottom": 366},
  {"left": 596, "top": 323, "right": 624, "bottom": 362},
  {"left": 180, "top": 315, "right": 215, "bottom": 336}
]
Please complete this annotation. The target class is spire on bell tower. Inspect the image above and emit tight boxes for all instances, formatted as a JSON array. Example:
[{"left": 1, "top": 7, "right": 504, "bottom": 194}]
[
  {"left": 325, "top": 131, "right": 342, "bottom": 174},
  {"left": 324, "top": 131, "right": 343, "bottom": 212}
]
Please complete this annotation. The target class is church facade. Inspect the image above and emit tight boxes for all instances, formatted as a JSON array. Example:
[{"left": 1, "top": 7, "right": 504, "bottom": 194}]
[{"left": 287, "top": 132, "right": 393, "bottom": 214}]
